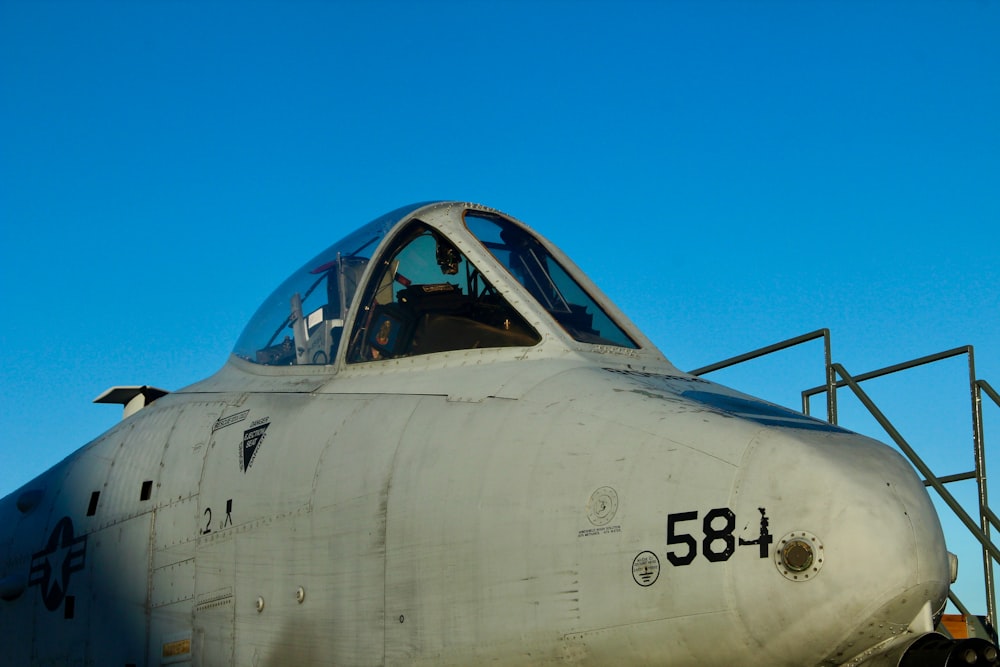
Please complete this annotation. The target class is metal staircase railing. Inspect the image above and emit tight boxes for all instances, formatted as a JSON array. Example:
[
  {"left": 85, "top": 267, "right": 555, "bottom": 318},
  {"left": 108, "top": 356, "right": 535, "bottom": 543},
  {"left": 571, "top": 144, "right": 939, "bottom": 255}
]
[{"left": 690, "top": 332, "right": 999, "bottom": 637}]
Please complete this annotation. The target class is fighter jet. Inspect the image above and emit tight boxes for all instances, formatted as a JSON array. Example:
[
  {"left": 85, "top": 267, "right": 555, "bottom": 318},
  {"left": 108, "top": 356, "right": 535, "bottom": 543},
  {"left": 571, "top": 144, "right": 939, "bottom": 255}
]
[{"left": 0, "top": 201, "right": 995, "bottom": 666}]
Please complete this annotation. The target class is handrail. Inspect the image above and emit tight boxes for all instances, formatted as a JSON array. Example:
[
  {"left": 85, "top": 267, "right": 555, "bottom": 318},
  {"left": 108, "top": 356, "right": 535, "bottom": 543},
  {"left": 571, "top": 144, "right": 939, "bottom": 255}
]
[
  {"left": 802, "top": 346, "right": 972, "bottom": 404},
  {"left": 981, "top": 380, "right": 1000, "bottom": 409},
  {"left": 689, "top": 329, "right": 837, "bottom": 423}
]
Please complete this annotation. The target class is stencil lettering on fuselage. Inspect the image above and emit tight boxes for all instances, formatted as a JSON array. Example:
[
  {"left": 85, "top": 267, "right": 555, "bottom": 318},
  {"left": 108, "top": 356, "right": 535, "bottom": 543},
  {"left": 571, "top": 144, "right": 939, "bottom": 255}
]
[
  {"left": 212, "top": 409, "right": 250, "bottom": 432},
  {"left": 240, "top": 417, "right": 270, "bottom": 473}
]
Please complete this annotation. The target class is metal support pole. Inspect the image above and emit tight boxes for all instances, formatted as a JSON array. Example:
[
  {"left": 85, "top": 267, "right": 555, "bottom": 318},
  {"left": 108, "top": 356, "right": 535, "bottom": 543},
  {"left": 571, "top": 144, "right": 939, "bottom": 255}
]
[
  {"left": 824, "top": 329, "right": 837, "bottom": 425},
  {"left": 970, "top": 350, "right": 997, "bottom": 630}
]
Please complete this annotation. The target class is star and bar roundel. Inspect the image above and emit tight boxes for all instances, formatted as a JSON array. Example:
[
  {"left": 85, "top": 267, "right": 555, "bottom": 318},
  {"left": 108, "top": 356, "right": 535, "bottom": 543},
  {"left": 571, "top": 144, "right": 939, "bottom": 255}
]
[{"left": 28, "top": 516, "right": 87, "bottom": 613}]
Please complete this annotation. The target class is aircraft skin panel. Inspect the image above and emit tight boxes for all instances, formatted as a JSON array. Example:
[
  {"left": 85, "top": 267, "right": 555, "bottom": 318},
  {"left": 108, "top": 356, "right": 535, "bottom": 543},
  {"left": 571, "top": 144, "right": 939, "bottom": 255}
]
[
  {"left": 192, "top": 532, "right": 235, "bottom": 666},
  {"left": 382, "top": 385, "right": 744, "bottom": 664},
  {"left": 228, "top": 511, "right": 321, "bottom": 666},
  {"left": 730, "top": 427, "right": 950, "bottom": 663},
  {"left": 331, "top": 350, "right": 585, "bottom": 402},
  {"left": 88, "top": 513, "right": 152, "bottom": 665},
  {"left": 180, "top": 369, "right": 330, "bottom": 396},
  {"left": 85, "top": 405, "right": 179, "bottom": 667},
  {"left": 157, "top": 400, "right": 226, "bottom": 506},
  {"left": 151, "top": 400, "right": 228, "bottom": 666},
  {"left": 94, "top": 402, "right": 184, "bottom": 529},
  {"left": 308, "top": 395, "right": 422, "bottom": 666},
  {"left": 371, "top": 362, "right": 950, "bottom": 665},
  {"left": 28, "top": 439, "right": 112, "bottom": 664},
  {"left": 223, "top": 394, "right": 416, "bottom": 665}
]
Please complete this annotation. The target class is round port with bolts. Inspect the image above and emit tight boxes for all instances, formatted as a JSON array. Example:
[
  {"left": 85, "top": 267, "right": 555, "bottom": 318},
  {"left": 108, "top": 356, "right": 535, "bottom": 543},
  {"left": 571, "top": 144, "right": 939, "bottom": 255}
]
[{"left": 775, "top": 531, "right": 824, "bottom": 581}]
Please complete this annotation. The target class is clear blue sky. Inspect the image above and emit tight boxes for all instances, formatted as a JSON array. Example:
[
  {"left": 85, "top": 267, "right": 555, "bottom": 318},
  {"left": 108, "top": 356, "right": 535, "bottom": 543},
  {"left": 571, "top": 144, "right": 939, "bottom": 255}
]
[{"left": 2, "top": 0, "right": 998, "bottom": 612}]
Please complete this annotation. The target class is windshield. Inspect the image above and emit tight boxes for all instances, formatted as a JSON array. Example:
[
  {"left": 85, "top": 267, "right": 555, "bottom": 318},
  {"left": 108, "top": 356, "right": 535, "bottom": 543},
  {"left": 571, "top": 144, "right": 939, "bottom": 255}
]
[
  {"left": 233, "top": 204, "right": 427, "bottom": 365},
  {"left": 346, "top": 221, "right": 540, "bottom": 362},
  {"left": 464, "top": 212, "right": 639, "bottom": 348}
]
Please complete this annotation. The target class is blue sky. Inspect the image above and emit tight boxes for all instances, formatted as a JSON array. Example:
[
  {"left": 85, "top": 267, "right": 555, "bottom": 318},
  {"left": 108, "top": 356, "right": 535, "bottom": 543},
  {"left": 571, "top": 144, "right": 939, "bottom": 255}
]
[{"left": 2, "top": 1, "right": 999, "bottom": 611}]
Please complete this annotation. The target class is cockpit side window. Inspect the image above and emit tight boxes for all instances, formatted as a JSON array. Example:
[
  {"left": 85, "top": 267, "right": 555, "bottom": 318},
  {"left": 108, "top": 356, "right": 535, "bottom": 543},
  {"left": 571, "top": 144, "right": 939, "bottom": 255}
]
[
  {"left": 464, "top": 212, "right": 639, "bottom": 349},
  {"left": 233, "top": 209, "right": 403, "bottom": 366},
  {"left": 346, "top": 223, "right": 540, "bottom": 363}
]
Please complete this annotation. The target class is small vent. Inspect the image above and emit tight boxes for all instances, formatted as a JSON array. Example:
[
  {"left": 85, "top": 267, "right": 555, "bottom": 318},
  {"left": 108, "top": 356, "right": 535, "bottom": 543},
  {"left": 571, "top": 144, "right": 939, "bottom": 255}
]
[
  {"left": 140, "top": 480, "right": 153, "bottom": 501},
  {"left": 86, "top": 491, "right": 100, "bottom": 517}
]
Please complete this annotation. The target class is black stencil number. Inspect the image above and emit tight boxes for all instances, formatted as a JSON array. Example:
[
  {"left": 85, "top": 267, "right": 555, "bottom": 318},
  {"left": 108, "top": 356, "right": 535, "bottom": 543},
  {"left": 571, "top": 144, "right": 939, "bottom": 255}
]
[
  {"left": 738, "top": 507, "right": 773, "bottom": 558},
  {"left": 702, "top": 508, "right": 736, "bottom": 562},
  {"left": 666, "top": 507, "right": 769, "bottom": 565},
  {"left": 666, "top": 511, "right": 698, "bottom": 566}
]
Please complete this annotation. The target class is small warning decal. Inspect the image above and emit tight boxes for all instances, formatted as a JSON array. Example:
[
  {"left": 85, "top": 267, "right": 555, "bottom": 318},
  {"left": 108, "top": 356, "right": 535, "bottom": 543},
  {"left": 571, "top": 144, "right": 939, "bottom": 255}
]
[
  {"left": 213, "top": 409, "right": 250, "bottom": 432},
  {"left": 632, "top": 551, "right": 660, "bottom": 587},
  {"left": 162, "top": 638, "right": 191, "bottom": 658},
  {"left": 240, "top": 417, "right": 270, "bottom": 473}
]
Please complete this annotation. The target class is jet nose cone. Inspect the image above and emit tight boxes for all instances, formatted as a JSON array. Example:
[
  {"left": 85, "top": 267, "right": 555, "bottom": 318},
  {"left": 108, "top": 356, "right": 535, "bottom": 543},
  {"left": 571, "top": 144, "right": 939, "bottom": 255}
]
[{"left": 730, "top": 427, "right": 950, "bottom": 665}]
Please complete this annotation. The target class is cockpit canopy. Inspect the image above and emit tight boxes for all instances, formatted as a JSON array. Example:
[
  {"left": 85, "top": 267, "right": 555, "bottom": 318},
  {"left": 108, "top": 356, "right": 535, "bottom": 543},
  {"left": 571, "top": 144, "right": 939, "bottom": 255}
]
[
  {"left": 233, "top": 203, "right": 639, "bottom": 367},
  {"left": 232, "top": 203, "right": 413, "bottom": 365}
]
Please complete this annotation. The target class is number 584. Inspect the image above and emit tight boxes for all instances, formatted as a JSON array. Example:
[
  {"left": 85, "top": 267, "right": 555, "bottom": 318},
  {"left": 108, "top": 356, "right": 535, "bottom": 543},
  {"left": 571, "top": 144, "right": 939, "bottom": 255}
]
[{"left": 666, "top": 507, "right": 771, "bottom": 566}]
